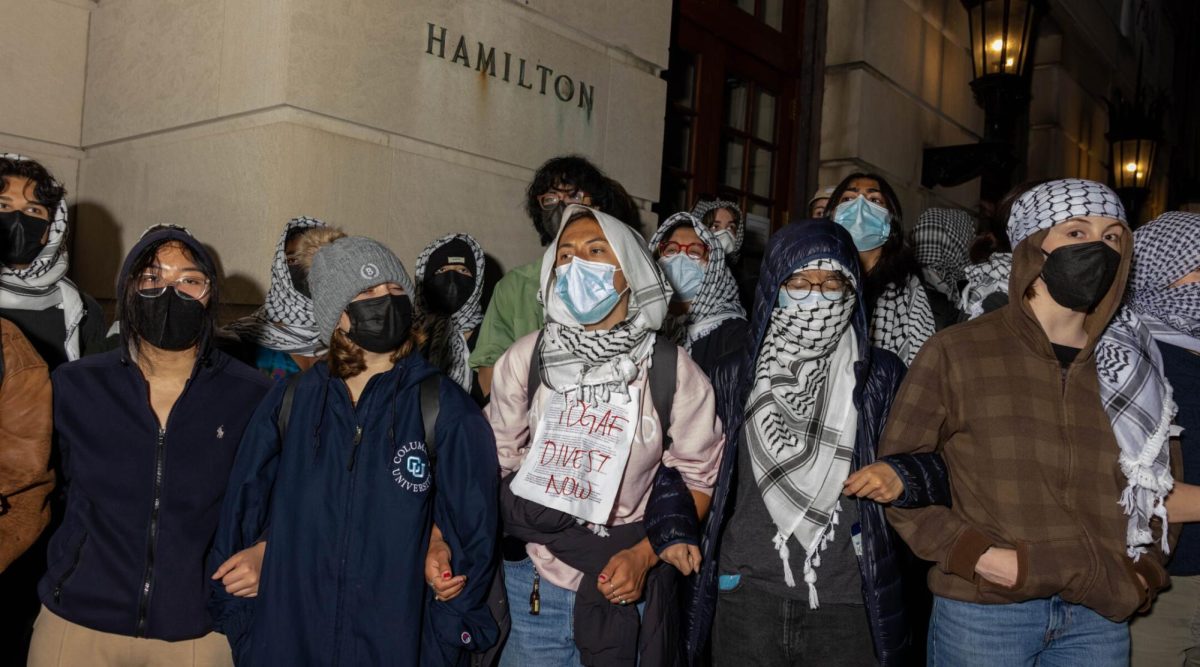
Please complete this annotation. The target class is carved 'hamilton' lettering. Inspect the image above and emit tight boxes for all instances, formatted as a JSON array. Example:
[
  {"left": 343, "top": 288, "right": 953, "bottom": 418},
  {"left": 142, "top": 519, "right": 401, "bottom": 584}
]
[{"left": 424, "top": 22, "right": 595, "bottom": 119}]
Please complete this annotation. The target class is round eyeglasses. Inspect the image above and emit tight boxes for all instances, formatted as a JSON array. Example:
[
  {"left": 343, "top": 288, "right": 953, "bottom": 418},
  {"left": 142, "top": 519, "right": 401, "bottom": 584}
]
[
  {"left": 136, "top": 273, "right": 211, "bottom": 301},
  {"left": 658, "top": 241, "right": 709, "bottom": 261},
  {"left": 782, "top": 277, "right": 851, "bottom": 301}
]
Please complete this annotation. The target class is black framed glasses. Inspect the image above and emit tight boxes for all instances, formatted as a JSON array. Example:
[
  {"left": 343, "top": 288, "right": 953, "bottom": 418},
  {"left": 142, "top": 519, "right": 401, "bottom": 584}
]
[{"left": 538, "top": 189, "right": 589, "bottom": 210}]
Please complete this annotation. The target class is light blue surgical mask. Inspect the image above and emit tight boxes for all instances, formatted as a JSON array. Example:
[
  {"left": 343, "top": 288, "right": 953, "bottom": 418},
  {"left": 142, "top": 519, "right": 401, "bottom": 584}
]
[
  {"left": 658, "top": 254, "right": 705, "bottom": 302},
  {"left": 833, "top": 196, "right": 893, "bottom": 251},
  {"left": 555, "top": 257, "right": 625, "bottom": 325}
]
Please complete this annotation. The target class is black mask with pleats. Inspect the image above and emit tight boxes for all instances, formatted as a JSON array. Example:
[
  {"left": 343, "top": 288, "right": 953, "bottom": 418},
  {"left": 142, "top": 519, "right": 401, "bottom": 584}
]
[
  {"left": 0, "top": 210, "right": 50, "bottom": 266},
  {"left": 135, "top": 290, "right": 208, "bottom": 350},
  {"left": 1040, "top": 241, "right": 1122, "bottom": 312},
  {"left": 345, "top": 294, "right": 412, "bottom": 353}
]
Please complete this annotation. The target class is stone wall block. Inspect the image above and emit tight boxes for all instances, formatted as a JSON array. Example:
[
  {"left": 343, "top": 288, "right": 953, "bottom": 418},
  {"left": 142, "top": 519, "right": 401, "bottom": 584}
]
[{"left": 0, "top": 0, "right": 89, "bottom": 146}]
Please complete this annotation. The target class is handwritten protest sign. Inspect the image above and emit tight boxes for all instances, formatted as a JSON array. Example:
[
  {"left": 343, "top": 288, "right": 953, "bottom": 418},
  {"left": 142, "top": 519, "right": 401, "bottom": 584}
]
[{"left": 510, "top": 387, "right": 641, "bottom": 525}]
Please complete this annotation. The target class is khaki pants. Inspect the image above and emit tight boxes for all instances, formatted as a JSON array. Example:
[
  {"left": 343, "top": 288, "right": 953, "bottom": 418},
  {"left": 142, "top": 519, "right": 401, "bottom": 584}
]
[
  {"left": 27, "top": 606, "right": 234, "bottom": 667},
  {"left": 1131, "top": 574, "right": 1200, "bottom": 666}
]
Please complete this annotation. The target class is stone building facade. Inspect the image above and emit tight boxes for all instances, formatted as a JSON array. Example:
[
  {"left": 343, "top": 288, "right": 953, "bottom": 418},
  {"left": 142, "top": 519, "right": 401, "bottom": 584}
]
[{"left": 1, "top": 0, "right": 1195, "bottom": 305}]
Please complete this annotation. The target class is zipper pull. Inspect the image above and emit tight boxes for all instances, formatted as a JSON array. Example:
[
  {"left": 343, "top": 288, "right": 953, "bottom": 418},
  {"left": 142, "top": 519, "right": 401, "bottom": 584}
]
[
  {"left": 529, "top": 570, "right": 541, "bottom": 615},
  {"left": 347, "top": 425, "right": 363, "bottom": 471}
]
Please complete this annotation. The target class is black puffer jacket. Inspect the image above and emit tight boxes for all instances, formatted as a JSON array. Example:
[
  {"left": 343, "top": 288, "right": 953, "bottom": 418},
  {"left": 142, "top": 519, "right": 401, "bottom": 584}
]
[{"left": 682, "top": 220, "right": 944, "bottom": 666}]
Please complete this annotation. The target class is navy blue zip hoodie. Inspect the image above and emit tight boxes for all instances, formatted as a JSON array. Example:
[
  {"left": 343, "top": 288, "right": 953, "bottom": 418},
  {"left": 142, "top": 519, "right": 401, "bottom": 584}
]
[
  {"left": 208, "top": 353, "right": 500, "bottom": 666},
  {"left": 38, "top": 229, "right": 272, "bottom": 640}
]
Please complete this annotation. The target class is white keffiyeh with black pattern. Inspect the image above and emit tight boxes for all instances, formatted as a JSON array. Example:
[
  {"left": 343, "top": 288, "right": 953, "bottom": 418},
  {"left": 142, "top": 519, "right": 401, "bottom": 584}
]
[
  {"left": 649, "top": 212, "right": 745, "bottom": 351},
  {"left": 1129, "top": 212, "right": 1200, "bottom": 354},
  {"left": 225, "top": 217, "right": 327, "bottom": 356},
  {"left": 414, "top": 233, "right": 486, "bottom": 390},
  {"left": 870, "top": 274, "right": 934, "bottom": 366},
  {"left": 1008, "top": 178, "right": 1174, "bottom": 558},
  {"left": 745, "top": 258, "right": 859, "bottom": 608},
  {"left": 913, "top": 207, "right": 976, "bottom": 300},
  {"left": 959, "top": 253, "right": 1012, "bottom": 319},
  {"left": 0, "top": 153, "right": 86, "bottom": 361}
]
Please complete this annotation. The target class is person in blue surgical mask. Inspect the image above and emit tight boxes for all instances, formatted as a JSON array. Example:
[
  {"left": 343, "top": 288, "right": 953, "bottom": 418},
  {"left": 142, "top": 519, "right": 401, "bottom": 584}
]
[
  {"left": 826, "top": 173, "right": 934, "bottom": 365},
  {"left": 485, "top": 206, "right": 723, "bottom": 665},
  {"left": 650, "top": 212, "right": 748, "bottom": 377}
]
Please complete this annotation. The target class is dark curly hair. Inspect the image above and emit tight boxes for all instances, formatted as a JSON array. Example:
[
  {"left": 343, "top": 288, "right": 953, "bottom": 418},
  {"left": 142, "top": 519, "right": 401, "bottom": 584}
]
[
  {"left": 0, "top": 157, "right": 66, "bottom": 213},
  {"left": 826, "top": 172, "right": 921, "bottom": 306},
  {"left": 524, "top": 155, "right": 640, "bottom": 244}
]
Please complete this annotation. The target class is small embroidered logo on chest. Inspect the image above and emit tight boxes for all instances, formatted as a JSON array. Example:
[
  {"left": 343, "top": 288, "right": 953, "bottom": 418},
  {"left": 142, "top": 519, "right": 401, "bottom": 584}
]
[
  {"left": 216, "top": 425, "right": 225, "bottom": 439},
  {"left": 391, "top": 441, "right": 431, "bottom": 493}
]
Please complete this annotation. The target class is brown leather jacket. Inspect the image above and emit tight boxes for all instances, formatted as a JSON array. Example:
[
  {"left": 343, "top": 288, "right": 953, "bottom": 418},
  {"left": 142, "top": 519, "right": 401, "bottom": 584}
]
[{"left": 0, "top": 318, "right": 54, "bottom": 572}]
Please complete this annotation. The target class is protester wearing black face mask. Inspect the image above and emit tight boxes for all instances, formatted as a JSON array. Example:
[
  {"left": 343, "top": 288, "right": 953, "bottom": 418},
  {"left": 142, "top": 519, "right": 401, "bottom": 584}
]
[
  {"left": 209, "top": 232, "right": 500, "bottom": 666},
  {"left": 414, "top": 234, "right": 488, "bottom": 403},
  {"left": 223, "top": 217, "right": 330, "bottom": 381},
  {"left": 880, "top": 180, "right": 1175, "bottom": 666},
  {"left": 0, "top": 154, "right": 110, "bottom": 371},
  {"left": 27, "top": 227, "right": 271, "bottom": 666}
]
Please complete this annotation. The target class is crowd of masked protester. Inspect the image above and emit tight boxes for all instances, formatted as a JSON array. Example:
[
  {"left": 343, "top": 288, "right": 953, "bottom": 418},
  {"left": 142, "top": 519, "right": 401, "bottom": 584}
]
[{"left": 2, "top": 150, "right": 1200, "bottom": 667}]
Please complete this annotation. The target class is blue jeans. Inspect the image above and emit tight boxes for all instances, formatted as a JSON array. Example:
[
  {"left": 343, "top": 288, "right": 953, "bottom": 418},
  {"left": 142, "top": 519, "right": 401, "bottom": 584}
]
[
  {"left": 499, "top": 558, "right": 582, "bottom": 667},
  {"left": 929, "top": 595, "right": 1129, "bottom": 667}
]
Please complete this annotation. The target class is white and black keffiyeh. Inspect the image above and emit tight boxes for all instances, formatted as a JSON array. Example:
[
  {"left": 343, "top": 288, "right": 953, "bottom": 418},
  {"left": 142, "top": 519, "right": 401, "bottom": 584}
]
[
  {"left": 0, "top": 153, "right": 86, "bottom": 361},
  {"left": 649, "top": 212, "right": 745, "bottom": 351},
  {"left": 870, "top": 274, "right": 934, "bottom": 366},
  {"left": 538, "top": 205, "right": 671, "bottom": 404},
  {"left": 1008, "top": 178, "right": 1174, "bottom": 558},
  {"left": 225, "top": 217, "right": 327, "bottom": 356},
  {"left": 414, "top": 233, "right": 486, "bottom": 390},
  {"left": 745, "top": 258, "right": 859, "bottom": 607},
  {"left": 690, "top": 198, "right": 745, "bottom": 257},
  {"left": 913, "top": 208, "right": 976, "bottom": 299},
  {"left": 1129, "top": 212, "right": 1200, "bottom": 354},
  {"left": 959, "top": 253, "right": 1012, "bottom": 320}
]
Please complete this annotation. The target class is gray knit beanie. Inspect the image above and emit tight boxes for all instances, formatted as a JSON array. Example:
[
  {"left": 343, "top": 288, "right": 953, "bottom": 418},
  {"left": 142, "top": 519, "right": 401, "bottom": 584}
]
[{"left": 309, "top": 236, "right": 414, "bottom": 344}]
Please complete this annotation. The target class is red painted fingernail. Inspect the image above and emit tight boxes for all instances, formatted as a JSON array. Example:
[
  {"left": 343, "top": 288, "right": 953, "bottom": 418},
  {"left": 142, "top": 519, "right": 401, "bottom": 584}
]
[
  {"left": 442, "top": 571, "right": 451, "bottom": 579},
  {"left": 598, "top": 574, "right": 607, "bottom": 582}
]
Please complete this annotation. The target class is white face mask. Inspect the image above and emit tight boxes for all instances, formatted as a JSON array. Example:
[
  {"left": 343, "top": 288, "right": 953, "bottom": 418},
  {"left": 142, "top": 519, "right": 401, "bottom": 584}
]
[{"left": 712, "top": 228, "right": 736, "bottom": 254}]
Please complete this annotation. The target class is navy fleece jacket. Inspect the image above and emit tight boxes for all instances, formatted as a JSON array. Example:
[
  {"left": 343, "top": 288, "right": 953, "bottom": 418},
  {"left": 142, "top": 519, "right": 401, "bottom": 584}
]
[{"left": 208, "top": 354, "right": 499, "bottom": 666}]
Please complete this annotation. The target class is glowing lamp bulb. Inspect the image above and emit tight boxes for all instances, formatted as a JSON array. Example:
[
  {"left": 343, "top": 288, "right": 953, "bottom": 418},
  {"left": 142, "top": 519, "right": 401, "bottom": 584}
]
[
  {"left": 991, "top": 38, "right": 1004, "bottom": 52},
  {"left": 1125, "top": 162, "right": 1139, "bottom": 173}
]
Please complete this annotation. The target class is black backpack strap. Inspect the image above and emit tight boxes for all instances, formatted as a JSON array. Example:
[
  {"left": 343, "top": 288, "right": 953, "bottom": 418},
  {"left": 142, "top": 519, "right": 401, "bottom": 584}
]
[
  {"left": 420, "top": 374, "right": 442, "bottom": 473},
  {"left": 525, "top": 330, "right": 546, "bottom": 412},
  {"left": 649, "top": 336, "right": 677, "bottom": 449},
  {"left": 276, "top": 372, "right": 304, "bottom": 439}
]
